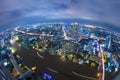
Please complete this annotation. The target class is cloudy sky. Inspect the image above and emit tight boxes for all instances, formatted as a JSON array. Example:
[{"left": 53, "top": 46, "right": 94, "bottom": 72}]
[{"left": 0, "top": 0, "right": 120, "bottom": 29}]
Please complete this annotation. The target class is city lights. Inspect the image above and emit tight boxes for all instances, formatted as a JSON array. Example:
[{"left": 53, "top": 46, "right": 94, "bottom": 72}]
[{"left": 0, "top": 22, "right": 120, "bottom": 80}]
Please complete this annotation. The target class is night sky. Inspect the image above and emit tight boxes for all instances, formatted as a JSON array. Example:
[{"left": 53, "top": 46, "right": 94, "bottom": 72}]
[{"left": 0, "top": 0, "right": 120, "bottom": 31}]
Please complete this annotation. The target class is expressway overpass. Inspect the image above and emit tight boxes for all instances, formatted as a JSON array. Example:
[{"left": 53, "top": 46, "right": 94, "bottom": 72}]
[
  {"left": 0, "top": 62, "right": 16, "bottom": 80},
  {"left": 8, "top": 53, "right": 23, "bottom": 76}
]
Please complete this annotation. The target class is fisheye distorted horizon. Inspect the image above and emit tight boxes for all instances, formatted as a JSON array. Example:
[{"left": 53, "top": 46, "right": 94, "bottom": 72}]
[{"left": 0, "top": 0, "right": 120, "bottom": 30}]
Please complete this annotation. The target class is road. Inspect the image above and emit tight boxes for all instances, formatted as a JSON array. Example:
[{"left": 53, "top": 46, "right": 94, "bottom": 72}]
[
  {"left": 0, "top": 62, "right": 16, "bottom": 80},
  {"left": 15, "top": 27, "right": 54, "bottom": 37},
  {"left": 8, "top": 53, "right": 23, "bottom": 76}
]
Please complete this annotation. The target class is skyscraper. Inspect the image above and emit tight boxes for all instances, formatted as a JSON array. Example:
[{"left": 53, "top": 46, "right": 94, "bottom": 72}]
[{"left": 106, "top": 35, "right": 111, "bottom": 50}]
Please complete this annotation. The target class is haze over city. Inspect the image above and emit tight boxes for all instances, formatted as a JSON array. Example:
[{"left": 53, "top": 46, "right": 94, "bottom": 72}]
[{"left": 0, "top": 0, "right": 120, "bottom": 31}]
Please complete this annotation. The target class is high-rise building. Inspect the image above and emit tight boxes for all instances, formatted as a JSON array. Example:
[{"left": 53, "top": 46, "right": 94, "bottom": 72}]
[
  {"left": 0, "top": 39, "right": 5, "bottom": 48},
  {"left": 106, "top": 35, "right": 111, "bottom": 49}
]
